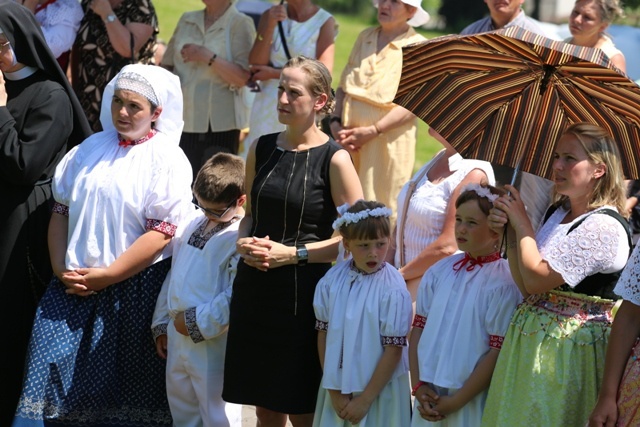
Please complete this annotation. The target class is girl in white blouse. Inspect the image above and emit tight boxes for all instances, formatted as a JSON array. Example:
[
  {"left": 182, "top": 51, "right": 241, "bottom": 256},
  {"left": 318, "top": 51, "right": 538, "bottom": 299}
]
[
  {"left": 409, "top": 184, "right": 522, "bottom": 426},
  {"left": 313, "top": 200, "right": 413, "bottom": 427},
  {"left": 391, "top": 126, "right": 494, "bottom": 301}
]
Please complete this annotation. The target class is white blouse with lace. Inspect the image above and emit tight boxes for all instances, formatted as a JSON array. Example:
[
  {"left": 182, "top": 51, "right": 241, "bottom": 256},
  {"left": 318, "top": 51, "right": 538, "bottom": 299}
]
[
  {"left": 537, "top": 205, "right": 630, "bottom": 287},
  {"left": 35, "top": 0, "right": 84, "bottom": 59},
  {"left": 614, "top": 244, "right": 640, "bottom": 306}
]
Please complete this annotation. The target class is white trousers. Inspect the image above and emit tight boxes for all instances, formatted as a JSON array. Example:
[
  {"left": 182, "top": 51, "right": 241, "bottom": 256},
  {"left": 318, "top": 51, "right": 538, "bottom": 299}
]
[{"left": 166, "top": 320, "right": 241, "bottom": 427}]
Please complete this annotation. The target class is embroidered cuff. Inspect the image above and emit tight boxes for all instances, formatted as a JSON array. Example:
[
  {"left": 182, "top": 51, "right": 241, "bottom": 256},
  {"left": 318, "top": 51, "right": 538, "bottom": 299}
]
[
  {"left": 151, "top": 323, "right": 168, "bottom": 341},
  {"left": 315, "top": 319, "right": 328, "bottom": 331},
  {"left": 489, "top": 335, "right": 504, "bottom": 350},
  {"left": 381, "top": 336, "right": 408, "bottom": 347},
  {"left": 146, "top": 219, "right": 177, "bottom": 237},
  {"left": 185, "top": 307, "right": 205, "bottom": 343},
  {"left": 412, "top": 314, "right": 426, "bottom": 329},
  {"left": 52, "top": 202, "right": 69, "bottom": 216}
]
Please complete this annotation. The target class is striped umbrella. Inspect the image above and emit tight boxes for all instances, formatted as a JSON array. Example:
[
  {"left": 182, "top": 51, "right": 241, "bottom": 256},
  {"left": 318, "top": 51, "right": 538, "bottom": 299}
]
[{"left": 394, "top": 26, "right": 640, "bottom": 180}]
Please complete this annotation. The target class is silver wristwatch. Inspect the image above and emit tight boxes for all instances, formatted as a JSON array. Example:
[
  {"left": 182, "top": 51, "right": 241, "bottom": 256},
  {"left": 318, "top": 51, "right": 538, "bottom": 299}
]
[
  {"left": 296, "top": 245, "right": 308, "bottom": 266},
  {"left": 104, "top": 14, "right": 117, "bottom": 24}
]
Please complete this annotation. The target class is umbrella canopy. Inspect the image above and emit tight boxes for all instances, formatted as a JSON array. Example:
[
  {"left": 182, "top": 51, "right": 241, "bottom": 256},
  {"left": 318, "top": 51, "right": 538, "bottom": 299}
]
[{"left": 394, "top": 26, "right": 640, "bottom": 180}]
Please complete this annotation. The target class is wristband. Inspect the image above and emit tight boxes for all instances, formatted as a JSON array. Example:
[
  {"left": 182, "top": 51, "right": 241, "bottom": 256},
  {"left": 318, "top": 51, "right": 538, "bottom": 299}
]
[
  {"left": 411, "top": 381, "right": 426, "bottom": 396},
  {"left": 208, "top": 53, "right": 217, "bottom": 66}
]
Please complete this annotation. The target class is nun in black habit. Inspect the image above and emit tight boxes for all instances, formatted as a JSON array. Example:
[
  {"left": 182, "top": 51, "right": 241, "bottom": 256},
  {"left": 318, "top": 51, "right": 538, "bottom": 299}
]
[{"left": 0, "top": 2, "right": 91, "bottom": 425}]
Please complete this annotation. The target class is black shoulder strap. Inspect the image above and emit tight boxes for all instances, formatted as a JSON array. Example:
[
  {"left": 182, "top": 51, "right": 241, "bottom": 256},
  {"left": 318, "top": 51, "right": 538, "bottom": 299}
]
[
  {"left": 542, "top": 204, "right": 559, "bottom": 225},
  {"left": 568, "top": 209, "right": 632, "bottom": 253}
]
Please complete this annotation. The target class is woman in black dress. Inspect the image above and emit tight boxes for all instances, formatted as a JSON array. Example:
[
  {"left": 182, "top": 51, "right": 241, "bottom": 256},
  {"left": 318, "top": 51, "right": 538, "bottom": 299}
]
[
  {"left": 0, "top": 3, "right": 91, "bottom": 425},
  {"left": 223, "top": 56, "right": 363, "bottom": 427}
]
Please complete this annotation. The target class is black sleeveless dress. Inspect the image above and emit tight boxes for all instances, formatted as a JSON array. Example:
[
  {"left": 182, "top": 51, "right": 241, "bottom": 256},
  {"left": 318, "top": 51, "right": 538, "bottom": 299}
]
[{"left": 223, "top": 134, "right": 342, "bottom": 414}]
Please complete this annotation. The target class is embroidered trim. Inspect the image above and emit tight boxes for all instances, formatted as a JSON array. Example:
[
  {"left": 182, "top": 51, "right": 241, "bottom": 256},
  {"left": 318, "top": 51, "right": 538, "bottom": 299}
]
[
  {"left": 452, "top": 251, "right": 501, "bottom": 272},
  {"left": 118, "top": 128, "right": 157, "bottom": 147},
  {"left": 146, "top": 219, "right": 177, "bottom": 236},
  {"left": 52, "top": 202, "right": 69, "bottom": 216},
  {"left": 412, "top": 314, "right": 426, "bottom": 329},
  {"left": 348, "top": 259, "right": 386, "bottom": 276},
  {"left": 489, "top": 335, "right": 504, "bottom": 350},
  {"left": 315, "top": 319, "right": 328, "bottom": 331},
  {"left": 185, "top": 307, "right": 205, "bottom": 343},
  {"left": 187, "top": 216, "right": 240, "bottom": 249},
  {"left": 381, "top": 336, "right": 408, "bottom": 347},
  {"left": 151, "top": 323, "right": 168, "bottom": 341}
]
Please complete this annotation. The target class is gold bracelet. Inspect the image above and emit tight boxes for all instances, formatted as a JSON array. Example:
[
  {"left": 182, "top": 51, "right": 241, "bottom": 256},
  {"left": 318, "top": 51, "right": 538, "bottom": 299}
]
[
  {"left": 373, "top": 123, "right": 382, "bottom": 135},
  {"left": 257, "top": 34, "right": 264, "bottom": 41}
]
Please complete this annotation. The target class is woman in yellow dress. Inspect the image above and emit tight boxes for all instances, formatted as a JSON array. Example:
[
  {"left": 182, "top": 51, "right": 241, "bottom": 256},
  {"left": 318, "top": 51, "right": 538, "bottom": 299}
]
[{"left": 329, "top": 0, "right": 429, "bottom": 226}]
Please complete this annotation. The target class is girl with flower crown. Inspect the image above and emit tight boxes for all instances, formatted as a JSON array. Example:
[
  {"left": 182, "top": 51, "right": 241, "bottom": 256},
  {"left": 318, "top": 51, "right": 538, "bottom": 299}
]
[
  {"left": 313, "top": 200, "right": 413, "bottom": 427},
  {"left": 409, "top": 184, "right": 522, "bottom": 426}
]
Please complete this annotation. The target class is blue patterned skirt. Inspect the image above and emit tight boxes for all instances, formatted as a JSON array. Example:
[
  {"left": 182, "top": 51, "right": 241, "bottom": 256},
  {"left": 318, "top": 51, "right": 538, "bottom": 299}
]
[{"left": 12, "top": 258, "right": 172, "bottom": 427}]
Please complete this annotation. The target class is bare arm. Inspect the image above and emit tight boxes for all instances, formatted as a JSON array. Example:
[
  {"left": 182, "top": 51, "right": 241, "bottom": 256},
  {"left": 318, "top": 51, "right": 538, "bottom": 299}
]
[
  {"left": 589, "top": 300, "right": 640, "bottom": 427},
  {"left": 491, "top": 185, "right": 564, "bottom": 295},
  {"left": 399, "top": 168, "right": 489, "bottom": 281},
  {"left": 248, "top": 6, "right": 284, "bottom": 65},
  {"left": 339, "top": 346, "right": 403, "bottom": 424},
  {"left": 68, "top": 230, "right": 171, "bottom": 291},
  {"left": 315, "top": 17, "right": 336, "bottom": 74},
  {"left": 336, "top": 106, "right": 416, "bottom": 153},
  {"left": 318, "top": 329, "right": 327, "bottom": 369},
  {"left": 90, "top": 0, "right": 154, "bottom": 58},
  {"left": 610, "top": 53, "right": 626, "bottom": 74},
  {"left": 431, "top": 349, "right": 500, "bottom": 416},
  {"left": 180, "top": 43, "right": 251, "bottom": 88}
]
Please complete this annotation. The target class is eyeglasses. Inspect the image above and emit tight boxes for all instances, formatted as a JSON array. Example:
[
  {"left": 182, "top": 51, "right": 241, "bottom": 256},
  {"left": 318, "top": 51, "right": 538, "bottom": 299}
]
[
  {"left": 192, "top": 198, "right": 237, "bottom": 219},
  {"left": 0, "top": 41, "right": 10, "bottom": 51}
]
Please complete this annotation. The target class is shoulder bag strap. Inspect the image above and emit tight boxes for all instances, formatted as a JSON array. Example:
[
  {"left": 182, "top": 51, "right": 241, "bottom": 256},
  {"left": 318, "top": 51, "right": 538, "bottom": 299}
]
[{"left": 278, "top": 0, "right": 292, "bottom": 60}]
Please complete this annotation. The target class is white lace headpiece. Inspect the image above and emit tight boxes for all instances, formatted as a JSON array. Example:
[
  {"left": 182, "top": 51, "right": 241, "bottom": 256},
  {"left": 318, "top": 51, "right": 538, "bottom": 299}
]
[
  {"left": 462, "top": 183, "right": 498, "bottom": 203},
  {"left": 115, "top": 71, "right": 159, "bottom": 107},
  {"left": 332, "top": 202, "right": 393, "bottom": 231}
]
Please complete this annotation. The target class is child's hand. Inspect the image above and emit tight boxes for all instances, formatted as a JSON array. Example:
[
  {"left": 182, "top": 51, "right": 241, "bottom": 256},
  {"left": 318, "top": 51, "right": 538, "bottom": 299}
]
[
  {"left": 588, "top": 395, "right": 618, "bottom": 427},
  {"left": 339, "top": 395, "right": 372, "bottom": 425},
  {"left": 155, "top": 335, "right": 168, "bottom": 359},
  {"left": 328, "top": 390, "right": 351, "bottom": 416},
  {"left": 415, "top": 385, "right": 446, "bottom": 422},
  {"left": 173, "top": 312, "right": 189, "bottom": 336},
  {"left": 430, "top": 394, "right": 462, "bottom": 417}
]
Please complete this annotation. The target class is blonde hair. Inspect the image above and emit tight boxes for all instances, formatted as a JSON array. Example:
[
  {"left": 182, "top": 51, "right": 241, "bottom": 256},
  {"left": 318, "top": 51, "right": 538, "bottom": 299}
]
[
  {"left": 575, "top": 0, "right": 624, "bottom": 24},
  {"left": 283, "top": 56, "right": 335, "bottom": 117},
  {"left": 552, "top": 122, "right": 627, "bottom": 216}
]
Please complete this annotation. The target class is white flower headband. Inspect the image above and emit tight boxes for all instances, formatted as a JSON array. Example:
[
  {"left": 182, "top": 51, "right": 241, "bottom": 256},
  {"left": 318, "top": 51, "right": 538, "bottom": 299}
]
[
  {"left": 332, "top": 202, "right": 393, "bottom": 231},
  {"left": 462, "top": 183, "right": 499, "bottom": 203}
]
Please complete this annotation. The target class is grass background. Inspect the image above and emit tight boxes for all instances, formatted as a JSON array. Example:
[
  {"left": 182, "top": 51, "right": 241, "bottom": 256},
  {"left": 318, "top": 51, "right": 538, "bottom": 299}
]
[{"left": 153, "top": 0, "right": 444, "bottom": 169}]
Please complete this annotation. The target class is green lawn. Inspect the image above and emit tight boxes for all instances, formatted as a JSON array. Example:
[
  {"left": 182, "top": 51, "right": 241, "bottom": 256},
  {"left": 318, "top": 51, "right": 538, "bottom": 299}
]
[{"left": 153, "top": 0, "right": 443, "bottom": 169}]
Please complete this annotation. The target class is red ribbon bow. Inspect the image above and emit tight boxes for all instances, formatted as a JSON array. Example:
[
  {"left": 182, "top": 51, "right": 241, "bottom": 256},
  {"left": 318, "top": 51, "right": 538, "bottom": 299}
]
[{"left": 452, "top": 251, "right": 501, "bottom": 272}]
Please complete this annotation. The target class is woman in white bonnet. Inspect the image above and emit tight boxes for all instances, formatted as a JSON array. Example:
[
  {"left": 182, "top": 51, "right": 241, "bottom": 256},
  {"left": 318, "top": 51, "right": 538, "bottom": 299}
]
[{"left": 12, "top": 64, "right": 192, "bottom": 427}]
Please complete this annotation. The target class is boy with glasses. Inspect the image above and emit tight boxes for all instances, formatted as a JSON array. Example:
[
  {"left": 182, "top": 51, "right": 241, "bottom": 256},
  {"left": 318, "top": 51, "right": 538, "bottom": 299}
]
[{"left": 152, "top": 152, "right": 246, "bottom": 427}]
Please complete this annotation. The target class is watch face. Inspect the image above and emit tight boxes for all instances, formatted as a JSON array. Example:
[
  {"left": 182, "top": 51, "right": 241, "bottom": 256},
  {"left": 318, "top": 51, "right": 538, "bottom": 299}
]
[{"left": 106, "top": 14, "right": 116, "bottom": 22}]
